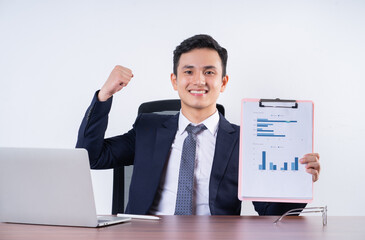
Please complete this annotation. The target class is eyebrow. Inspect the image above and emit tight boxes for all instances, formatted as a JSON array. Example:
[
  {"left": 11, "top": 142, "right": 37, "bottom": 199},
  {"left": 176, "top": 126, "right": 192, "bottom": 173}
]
[{"left": 182, "top": 65, "right": 217, "bottom": 70}]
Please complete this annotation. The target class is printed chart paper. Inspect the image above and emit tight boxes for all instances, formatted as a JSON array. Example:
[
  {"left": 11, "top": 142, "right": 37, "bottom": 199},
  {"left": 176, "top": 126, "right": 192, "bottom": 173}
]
[{"left": 238, "top": 99, "right": 313, "bottom": 203}]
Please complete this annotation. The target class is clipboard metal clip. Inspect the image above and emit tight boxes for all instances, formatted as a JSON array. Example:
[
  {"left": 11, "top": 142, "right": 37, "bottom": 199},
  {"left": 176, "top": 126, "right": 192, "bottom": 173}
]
[{"left": 259, "top": 98, "right": 298, "bottom": 109}]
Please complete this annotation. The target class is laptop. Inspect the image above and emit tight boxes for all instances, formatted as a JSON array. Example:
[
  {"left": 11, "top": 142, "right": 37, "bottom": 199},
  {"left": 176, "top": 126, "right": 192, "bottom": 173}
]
[{"left": 0, "top": 147, "right": 131, "bottom": 227}]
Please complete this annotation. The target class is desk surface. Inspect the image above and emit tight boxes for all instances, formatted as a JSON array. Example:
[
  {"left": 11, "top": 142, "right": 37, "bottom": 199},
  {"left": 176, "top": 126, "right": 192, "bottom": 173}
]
[{"left": 1, "top": 216, "right": 364, "bottom": 240}]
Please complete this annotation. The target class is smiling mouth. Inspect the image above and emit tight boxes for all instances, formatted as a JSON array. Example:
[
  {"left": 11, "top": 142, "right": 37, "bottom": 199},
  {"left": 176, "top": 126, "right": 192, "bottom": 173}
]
[{"left": 189, "top": 90, "right": 207, "bottom": 94}]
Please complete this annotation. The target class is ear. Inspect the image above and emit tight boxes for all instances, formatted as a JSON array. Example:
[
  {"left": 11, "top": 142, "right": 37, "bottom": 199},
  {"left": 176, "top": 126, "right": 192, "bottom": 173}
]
[
  {"left": 171, "top": 73, "right": 178, "bottom": 91},
  {"left": 220, "top": 75, "right": 229, "bottom": 93}
]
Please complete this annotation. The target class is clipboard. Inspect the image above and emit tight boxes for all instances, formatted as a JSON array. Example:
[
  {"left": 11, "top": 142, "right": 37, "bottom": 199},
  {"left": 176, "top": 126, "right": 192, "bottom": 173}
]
[{"left": 238, "top": 98, "right": 314, "bottom": 203}]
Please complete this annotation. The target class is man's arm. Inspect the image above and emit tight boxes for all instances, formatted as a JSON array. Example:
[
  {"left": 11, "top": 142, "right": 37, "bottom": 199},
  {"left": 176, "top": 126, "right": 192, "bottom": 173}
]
[
  {"left": 253, "top": 202, "right": 307, "bottom": 216},
  {"left": 76, "top": 65, "right": 135, "bottom": 169}
]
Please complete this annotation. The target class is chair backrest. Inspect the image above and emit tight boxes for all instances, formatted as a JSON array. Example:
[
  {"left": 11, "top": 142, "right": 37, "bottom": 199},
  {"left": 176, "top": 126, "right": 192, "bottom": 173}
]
[
  {"left": 111, "top": 99, "right": 225, "bottom": 214},
  {"left": 138, "top": 99, "right": 225, "bottom": 116}
]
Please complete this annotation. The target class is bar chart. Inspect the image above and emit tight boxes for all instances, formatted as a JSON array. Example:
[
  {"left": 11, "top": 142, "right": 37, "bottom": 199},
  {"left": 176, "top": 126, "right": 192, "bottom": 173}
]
[
  {"left": 259, "top": 151, "right": 299, "bottom": 171},
  {"left": 257, "top": 118, "right": 297, "bottom": 137}
]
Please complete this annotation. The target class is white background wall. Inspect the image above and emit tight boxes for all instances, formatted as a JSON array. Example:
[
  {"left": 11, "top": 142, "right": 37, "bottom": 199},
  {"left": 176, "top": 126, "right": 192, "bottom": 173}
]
[{"left": 1, "top": 0, "right": 364, "bottom": 216}]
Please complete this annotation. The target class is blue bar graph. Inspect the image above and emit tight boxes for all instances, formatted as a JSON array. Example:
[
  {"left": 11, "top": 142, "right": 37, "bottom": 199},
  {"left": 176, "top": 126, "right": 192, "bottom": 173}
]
[
  {"left": 255, "top": 118, "right": 296, "bottom": 138},
  {"left": 281, "top": 162, "right": 288, "bottom": 171},
  {"left": 270, "top": 163, "right": 277, "bottom": 170},
  {"left": 257, "top": 133, "right": 286, "bottom": 137},
  {"left": 257, "top": 123, "right": 273, "bottom": 127},
  {"left": 291, "top": 157, "right": 299, "bottom": 171},
  {"left": 296, "top": 157, "right": 298, "bottom": 170},
  {"left": 259, "top": 153, "right": 298, "bottom": 172},
  {"left": 259, "top": 151, "right": 266, "bottom": 170},
  {"left": 257, "top": 118, "right": 298, "bottom": 123},
  {"left": 257, "top": 129, "right": 274, "bottom": 132}
]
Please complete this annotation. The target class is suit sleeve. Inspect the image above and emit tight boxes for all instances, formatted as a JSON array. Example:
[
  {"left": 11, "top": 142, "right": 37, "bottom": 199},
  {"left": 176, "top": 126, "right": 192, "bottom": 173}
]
[
  {"left": 252, "top": 201, "right": 307, "bottom": 216},
  {"left": 76, "top": 91, "right": 136, "bottom": 169}
]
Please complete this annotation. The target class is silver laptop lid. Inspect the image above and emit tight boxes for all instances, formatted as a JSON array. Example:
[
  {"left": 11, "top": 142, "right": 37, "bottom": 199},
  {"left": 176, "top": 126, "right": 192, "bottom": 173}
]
[{"left": 0, "top": 147, "right": 100, "bottom": 227}]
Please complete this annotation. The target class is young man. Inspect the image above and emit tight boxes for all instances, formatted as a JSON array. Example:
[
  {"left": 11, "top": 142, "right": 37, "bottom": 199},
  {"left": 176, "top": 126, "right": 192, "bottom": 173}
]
[{"left": 76, "top": 35, "right": 320, "bottom": 215}]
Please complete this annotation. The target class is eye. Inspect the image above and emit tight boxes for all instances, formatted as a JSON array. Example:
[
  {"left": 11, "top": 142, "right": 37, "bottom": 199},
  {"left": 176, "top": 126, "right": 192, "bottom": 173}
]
[
  {"left": 205, "top": 71, "right": 215, "bottom": 75},
  {"left": 184, "top": 70, "right": 193, "bottom": 75}
]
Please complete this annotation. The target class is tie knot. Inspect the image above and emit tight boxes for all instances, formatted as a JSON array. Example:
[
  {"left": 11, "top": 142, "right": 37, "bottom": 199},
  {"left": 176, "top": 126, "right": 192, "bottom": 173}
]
[{"left": 185, "top": 124, "right": 207, "bottom": 136}]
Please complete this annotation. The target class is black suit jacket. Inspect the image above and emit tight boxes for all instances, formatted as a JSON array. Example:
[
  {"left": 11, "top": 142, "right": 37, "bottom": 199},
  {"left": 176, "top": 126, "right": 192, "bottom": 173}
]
[{"left": 76, "top": 92, "right": 306, "bottom": 215}]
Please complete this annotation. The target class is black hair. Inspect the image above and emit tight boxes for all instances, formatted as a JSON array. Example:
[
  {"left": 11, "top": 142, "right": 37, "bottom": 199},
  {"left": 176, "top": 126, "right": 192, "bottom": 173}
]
[{"left": 173, "top": 34, "right": 228, "bottom": 77}]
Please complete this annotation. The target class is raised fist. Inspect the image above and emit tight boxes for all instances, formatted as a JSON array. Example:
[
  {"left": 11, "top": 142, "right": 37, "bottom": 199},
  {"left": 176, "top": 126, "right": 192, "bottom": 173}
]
[{"left": 98, "top": 65, "right": 133, "bottom": 101}]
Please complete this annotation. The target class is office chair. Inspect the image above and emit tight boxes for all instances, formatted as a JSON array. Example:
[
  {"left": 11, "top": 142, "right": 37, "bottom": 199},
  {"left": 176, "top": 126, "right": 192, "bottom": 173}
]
[{"left": 111, "top": 99, "right": 225, "bottom": 214}]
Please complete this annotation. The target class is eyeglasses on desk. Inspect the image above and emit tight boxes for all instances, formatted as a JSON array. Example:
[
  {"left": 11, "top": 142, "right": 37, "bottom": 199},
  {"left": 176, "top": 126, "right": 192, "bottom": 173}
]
[{"left": 274, "top": 206, "right": 327, "bottom": 226}]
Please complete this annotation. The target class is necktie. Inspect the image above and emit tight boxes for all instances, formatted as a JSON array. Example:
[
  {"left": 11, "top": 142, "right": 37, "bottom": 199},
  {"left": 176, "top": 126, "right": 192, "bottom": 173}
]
[{"left": 175, "top": 124, "right": 207, "bottom": 215}]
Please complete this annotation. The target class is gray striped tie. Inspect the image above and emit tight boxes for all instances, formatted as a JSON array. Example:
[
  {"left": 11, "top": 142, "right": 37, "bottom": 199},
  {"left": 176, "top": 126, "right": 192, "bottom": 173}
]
[{"left": 174, "top": 124, "right": 207, "bottom": 215}]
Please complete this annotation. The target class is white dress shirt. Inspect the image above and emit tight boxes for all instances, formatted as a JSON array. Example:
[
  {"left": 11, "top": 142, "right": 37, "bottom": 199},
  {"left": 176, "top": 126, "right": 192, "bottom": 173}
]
[{"left": 149, "top": 110, "right": 219, "bottom": 215}]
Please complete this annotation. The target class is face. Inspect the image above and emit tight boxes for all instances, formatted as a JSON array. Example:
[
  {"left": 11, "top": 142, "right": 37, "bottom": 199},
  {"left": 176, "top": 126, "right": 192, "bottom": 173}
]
[{"left": 171, "top": 48, "right": 228, "bottom": 118}]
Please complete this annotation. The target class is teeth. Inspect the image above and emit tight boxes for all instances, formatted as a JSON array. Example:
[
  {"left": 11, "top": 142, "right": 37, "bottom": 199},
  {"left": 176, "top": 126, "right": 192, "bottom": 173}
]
[{"left": 190, "top": 90, "right": 206, "bottom": 94}]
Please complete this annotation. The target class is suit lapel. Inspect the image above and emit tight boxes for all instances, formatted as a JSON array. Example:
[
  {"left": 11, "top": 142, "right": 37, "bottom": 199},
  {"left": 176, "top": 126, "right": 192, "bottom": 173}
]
[
  {"left": 134, "top": 113, "right": 179, "bottom": 214},
  {"left": 209, "top": 113, "right": 238, "bottom": 208},
  {"left": 151, "top": 113, "right": 179, "bottom": 174}
]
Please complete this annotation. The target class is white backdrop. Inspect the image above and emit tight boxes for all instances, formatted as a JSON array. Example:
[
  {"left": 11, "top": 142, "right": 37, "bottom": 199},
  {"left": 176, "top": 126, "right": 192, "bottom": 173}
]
[{"left": 1, "top": 0, "right": 364, "bottom": 216}]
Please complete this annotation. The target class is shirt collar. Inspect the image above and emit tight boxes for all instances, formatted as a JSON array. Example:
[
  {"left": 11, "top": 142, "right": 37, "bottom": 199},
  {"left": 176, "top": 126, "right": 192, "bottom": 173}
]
[{"left": 178, "top": 110, "right": 219, "bottom": 136}]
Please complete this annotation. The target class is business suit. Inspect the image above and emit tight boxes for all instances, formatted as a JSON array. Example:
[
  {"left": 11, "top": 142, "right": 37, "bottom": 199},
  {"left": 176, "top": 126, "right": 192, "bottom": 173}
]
[{"left": 76, "top": 92, "right": 306, "bottom": 215}]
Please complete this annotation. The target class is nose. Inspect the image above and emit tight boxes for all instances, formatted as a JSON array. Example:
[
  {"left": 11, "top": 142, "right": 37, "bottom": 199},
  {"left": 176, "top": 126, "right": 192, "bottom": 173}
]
[{"left": 192, "top": 72, "right": 206, "bottom": 85}]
